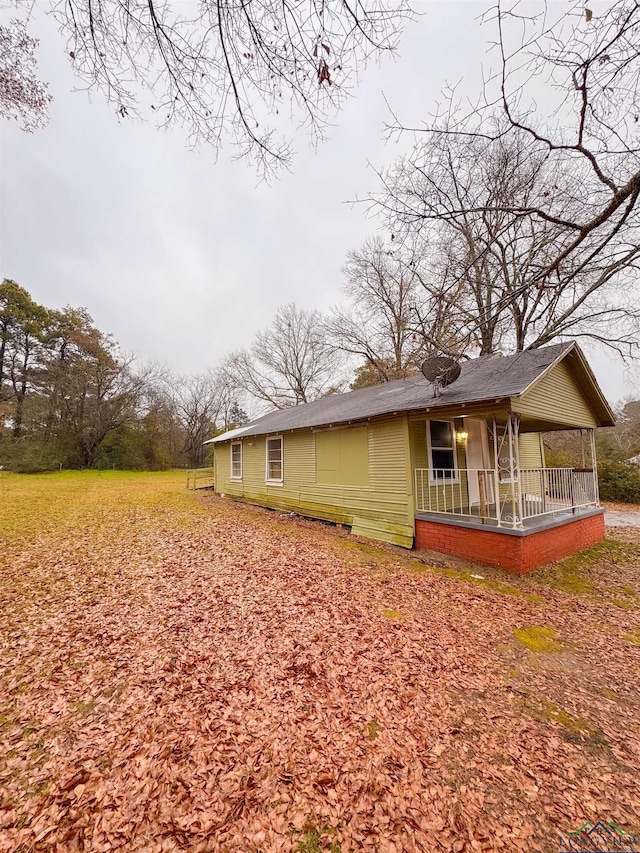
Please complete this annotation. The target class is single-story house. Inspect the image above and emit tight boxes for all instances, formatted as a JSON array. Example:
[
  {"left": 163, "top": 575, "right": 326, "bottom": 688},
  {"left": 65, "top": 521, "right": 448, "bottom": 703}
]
[{"left": 207, "top": 341, "right": 615, "bottom": 573}]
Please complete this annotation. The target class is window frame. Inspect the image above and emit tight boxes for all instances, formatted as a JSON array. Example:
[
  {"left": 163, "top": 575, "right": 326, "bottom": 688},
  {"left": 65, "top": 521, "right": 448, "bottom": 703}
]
[
  {"left": 265, "top": 435, "right": 284, "bottom": 485},
  {"left": 426, "top": 419, "right": 459, "bottom": 485},
  {"left": 230, "top": 440, "right": 242, "bottom": 481}
]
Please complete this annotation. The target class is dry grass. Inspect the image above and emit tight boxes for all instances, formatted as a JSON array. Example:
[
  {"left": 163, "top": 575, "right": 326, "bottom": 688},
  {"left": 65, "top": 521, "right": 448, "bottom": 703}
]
[{"left": 0, "top": 471, "right": 639, "bottom": 853}]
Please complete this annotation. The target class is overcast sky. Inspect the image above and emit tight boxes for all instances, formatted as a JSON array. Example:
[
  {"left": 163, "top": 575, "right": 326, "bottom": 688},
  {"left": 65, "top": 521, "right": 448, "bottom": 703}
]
[{"left": 1, "top": 0, "right": 637, "bottom": 403}]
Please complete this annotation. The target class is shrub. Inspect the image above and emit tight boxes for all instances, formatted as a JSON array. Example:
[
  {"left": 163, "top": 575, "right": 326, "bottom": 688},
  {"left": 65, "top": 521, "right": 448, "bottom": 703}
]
[
  {"left": 0, "top": 439, "right": 63, "bottom": 473},
  {"left": 597, "top": 460, "right": 640, "bottom": 504}
]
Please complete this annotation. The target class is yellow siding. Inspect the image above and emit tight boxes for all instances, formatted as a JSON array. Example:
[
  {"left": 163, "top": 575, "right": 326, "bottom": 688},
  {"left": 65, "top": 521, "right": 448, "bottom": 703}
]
[
  {"left": 316, "top": 426, "right": 369, "bottom": 486},
  {"left": 518, "top": 433, "right": 545, "bottom": 500},
  {"left": 215, "top": 418, "right": 414, "bottom": 547},
  {"left": 411, "top": 421, "right": 429, "bottom": 469},
  {"left": 518, "top": 433, "right": 545, "bottom": 468},
  {"left": 410, "top": 418, "right": 468, "bottom": 511},
  {"left": 513, "top": 360, "right": 598, "bottom": 427}
]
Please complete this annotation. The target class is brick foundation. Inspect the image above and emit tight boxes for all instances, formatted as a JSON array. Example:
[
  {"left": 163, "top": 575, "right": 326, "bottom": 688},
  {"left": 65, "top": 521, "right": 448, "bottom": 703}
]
[{"left": 414, "top": 511, "right": 605, "bottom": 574}]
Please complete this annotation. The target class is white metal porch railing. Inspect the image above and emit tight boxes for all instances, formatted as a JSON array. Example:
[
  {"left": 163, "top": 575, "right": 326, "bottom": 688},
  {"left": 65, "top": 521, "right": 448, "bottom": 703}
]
[
  {"left": 415, "top": 468, "right": 497, "bottom": 519},
  {"left": 415, "top": 467, "right": 599, "bottom": 527},
  {"left": 519, "top": 468, "right": 598, "bottom": 520}
]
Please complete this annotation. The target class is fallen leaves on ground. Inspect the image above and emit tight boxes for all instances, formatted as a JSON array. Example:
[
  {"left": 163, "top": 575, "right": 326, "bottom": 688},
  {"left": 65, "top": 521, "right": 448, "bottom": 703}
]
[{"left": 0, "top": 472, "right": 639, "bottom": 852}]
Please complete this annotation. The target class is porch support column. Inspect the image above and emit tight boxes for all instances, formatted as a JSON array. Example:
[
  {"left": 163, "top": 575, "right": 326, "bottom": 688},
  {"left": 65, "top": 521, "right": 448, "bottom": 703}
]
[
  {"left": 589, "top": 428, "right": 600, "bottom": 506},
  {"left": 507, "top": 412, "right": 523, "bottom": 529},
  {"left": 492, "top": 416, "right": 502, "bottom": 527},
  {"left": 513, "top": 413, "right": 524, "bottom": 525}
]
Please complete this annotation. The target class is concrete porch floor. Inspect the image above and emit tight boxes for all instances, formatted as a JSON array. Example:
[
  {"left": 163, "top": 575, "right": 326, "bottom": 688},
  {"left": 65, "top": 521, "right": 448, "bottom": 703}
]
[{"left": 415, "top": 504, "right": 602, "bottom": 536}]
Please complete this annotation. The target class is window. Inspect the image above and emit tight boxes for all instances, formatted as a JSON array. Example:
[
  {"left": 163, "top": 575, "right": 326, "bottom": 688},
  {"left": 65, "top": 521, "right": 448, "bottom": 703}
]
[
  {"left": 266, "top": 436, "right": 283, "bottom": 483},
  {"left": 230, "top": 441, "right": 242, "bottom": 480},
  {"left": 428, "top": 420, "right": 458, "bottom": 482}
]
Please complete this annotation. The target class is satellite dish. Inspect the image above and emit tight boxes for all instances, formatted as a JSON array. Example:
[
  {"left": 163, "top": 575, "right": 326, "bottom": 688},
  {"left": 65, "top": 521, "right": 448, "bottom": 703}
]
[{"left": 421, "top": 356, "right": 461, "bottom": 389}]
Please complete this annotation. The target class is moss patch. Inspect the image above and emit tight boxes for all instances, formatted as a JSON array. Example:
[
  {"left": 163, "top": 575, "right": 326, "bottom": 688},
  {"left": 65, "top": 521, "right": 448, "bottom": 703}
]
[
  {"left": 600, "top": 687, "right": 619, "bottom": 700},
  {"left": 524, "top": 696, "right": 594, "bottom": 737},
  {"left": 0, "top": 712, "right": 14, "bottom": 735},
  {"left": 487, "top": 581, "right": 545, "bottom": 605},
  {"left": 611, "top": 585, "right": 639, "bottom": 611},
  {"left": 621, "top": 628, "right": 640, "bottom": 646},
  {"left": 409, "top": 560, "right": 434, "bottom": 574},
  {"left": 71, "top": 700, "right": 97, "bottom": 716},
  {"left": 335, "top": 539, "right": 390, "bottom": 565},
  {"left": 435, "top": 566, "right": 545, "bottom": 604},
  {"left": 533, "top": 565, "right": 595, "bottom": 595},
  {"left": 382, "top": 609, "right": 403, "bottom": 620},
  {"left": 513, "top": 625, "right": 563, "bottom": 653},
  {"left": 611, "top": 598, "right": 639, "bottom": 611},
  {"left": 294, "top": 818, "right": 341, "bottom": 853},
  {"left": 365, "top": 720, "right": 382, "bottom": 741},
  {"left": 534, "top": 539, "right": 640, "bottom": 596}
]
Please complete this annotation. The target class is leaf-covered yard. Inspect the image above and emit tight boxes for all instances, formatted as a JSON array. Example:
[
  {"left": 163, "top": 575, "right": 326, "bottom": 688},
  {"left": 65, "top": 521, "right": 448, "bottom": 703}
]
[{"left": 1, "top": 472, "right": 639, "bottom": 853}]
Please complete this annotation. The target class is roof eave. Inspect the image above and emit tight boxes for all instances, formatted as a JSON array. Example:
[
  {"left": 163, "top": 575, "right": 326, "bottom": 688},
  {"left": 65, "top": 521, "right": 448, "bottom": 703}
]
[{"left": 207, "top": 425, "right": 254, "bottom": 444}]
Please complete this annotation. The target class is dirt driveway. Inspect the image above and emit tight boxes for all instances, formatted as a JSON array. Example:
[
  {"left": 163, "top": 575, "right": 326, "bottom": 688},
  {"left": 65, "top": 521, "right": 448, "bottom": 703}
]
[
  {"left": 1, "top": 473, "right": 639, "bottom": 853},
  {"left": 604, "top": 500, "right": 640, "bottom": 528}
]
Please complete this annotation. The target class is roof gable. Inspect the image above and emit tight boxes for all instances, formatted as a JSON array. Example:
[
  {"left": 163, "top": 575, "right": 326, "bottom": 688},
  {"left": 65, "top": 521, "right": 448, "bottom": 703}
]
[{"left": 514, "top": 344, "right": 615, "bottom": 428}]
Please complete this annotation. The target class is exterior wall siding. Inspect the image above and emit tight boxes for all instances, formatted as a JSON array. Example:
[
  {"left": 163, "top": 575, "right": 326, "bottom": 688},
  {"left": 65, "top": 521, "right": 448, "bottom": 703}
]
[
  {"left": 518, "top": 433, "right": 545, "bottom": 468},
  {"left": 513, "top": 360, "right": 598, "bottom": 428},
  {"left": 215, "top": 417, "right": 414, "bottom": 547},
  {"left": 518, "top": 433, "right": 546, "bottom": 500},
  {"left": 410, "top": 418, "right": 468, "bottom": 511}
]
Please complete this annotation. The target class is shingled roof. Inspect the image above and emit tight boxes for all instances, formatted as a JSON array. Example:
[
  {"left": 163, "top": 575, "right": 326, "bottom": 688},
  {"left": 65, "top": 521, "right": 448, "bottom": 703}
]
[{"left": 210, "top": 341, "right": 613, "bottom": 443}]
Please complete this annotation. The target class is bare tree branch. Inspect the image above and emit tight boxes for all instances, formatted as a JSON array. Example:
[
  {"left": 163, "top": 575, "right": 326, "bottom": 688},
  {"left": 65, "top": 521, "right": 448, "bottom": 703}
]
[
  {"left": 376, "top": 0, "right": 640, "bottom": 289},
  {"left": 0, "top": 18, "right": 51, "bottom": 130},
  {"left": 6, "top": 0, "right": 413, "bottom": 173}
]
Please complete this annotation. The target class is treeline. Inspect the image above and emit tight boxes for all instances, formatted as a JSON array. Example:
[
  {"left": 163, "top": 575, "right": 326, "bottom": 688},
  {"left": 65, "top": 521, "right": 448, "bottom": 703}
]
[{"left": 0, "top": 280, "right": 248, "bottom": 472}]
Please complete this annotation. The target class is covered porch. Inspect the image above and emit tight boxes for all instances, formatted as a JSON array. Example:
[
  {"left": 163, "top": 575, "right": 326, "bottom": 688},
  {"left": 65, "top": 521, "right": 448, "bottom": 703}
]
[
  {"left": 414, "top": 412, "right": 600, "bottom": 531},
  {"left": 409, "top": 396, "right": 607, "bottom": 572}
]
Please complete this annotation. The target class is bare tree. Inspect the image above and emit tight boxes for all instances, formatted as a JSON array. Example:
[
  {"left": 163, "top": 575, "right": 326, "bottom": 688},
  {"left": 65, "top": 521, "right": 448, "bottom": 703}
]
[
  {"left": 167, "top": 370, "right": 222, "bottom": 467},
  {"left": 613, "top": 399, "right": 640, "bottom": 456},
  {"left": 224, "top": 303, "right": 343, "bottom": 410},
  {"left": 327, "top": 236, "right": 461, "bottom": 385},
  {"left": 7, "top": 0, "right": 410, "bottom": 172},
  {"left": 0, "top": 19, "right": 51, "bottom": 131},
  {"left": 372, "top": 0, "right": 640, "bottom": 355},
  {"left": 374, "top": 128, "right": 640, "bottom": 355},
  {"left": 211, "top": 370, "right": 249, "bottom": 432}
]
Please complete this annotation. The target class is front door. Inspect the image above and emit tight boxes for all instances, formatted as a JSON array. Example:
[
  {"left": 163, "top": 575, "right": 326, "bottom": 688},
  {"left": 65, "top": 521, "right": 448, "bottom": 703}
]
[{"left": 465, "top": 418, "right": 493, "bottom": 508}]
